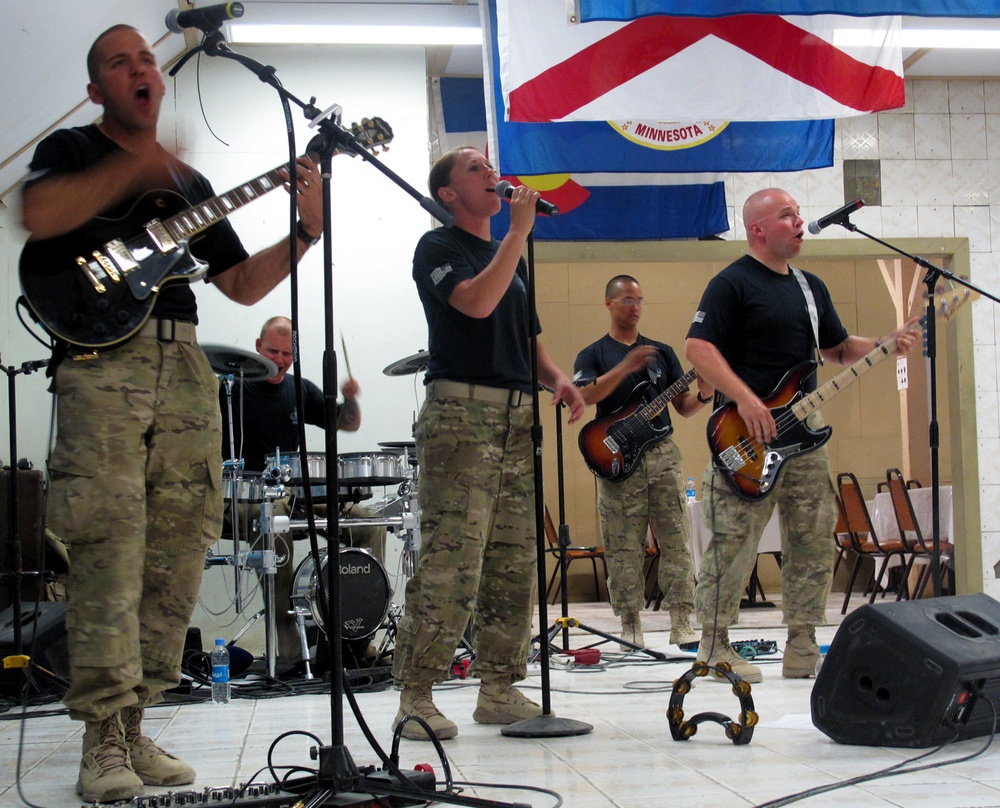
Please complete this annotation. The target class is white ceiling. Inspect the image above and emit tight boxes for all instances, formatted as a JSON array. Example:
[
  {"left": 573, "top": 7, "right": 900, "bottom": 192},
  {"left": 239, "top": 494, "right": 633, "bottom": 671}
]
[{"left": 3, "top": 0, "right": 1000, "bottom": 199}]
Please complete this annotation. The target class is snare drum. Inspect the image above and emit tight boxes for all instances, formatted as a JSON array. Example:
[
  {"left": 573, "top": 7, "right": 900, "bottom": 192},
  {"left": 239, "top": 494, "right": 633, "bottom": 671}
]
[
  {"left": 266, "top": 451, "right": 327, "bottom": 498},
  {"left": 290, "top": 548, "right": 391, "bottom": 640},
  {"left": 338, "top": 451, "right": 407, "bottom": 487},
  {"left": 222, "top": 471, "right": 266, "bottom": 504}
]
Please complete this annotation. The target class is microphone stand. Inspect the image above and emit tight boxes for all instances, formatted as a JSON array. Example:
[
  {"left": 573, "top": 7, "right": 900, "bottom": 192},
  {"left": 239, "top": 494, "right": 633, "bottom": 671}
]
[
  {"left": 500, "top": 232, "right": 593, "bottom": 740},
  {"left": 172, "top": 25, "right": 534, "bottom": 808},
  {"left": 0, "top": 355, "right": 53, "bottom": 703},
  {"left": 528, "top": 393, "right": 665, "bottom": 666},
  {"left": 831, "top": 215, "right": 998, "bottom": 597}
]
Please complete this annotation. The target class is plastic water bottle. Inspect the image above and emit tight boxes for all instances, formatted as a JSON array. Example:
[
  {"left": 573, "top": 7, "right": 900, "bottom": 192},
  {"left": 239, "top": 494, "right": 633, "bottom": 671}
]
[
  {"left": 686, "top": 476, "right": 696, "bottom": 504},
  {"left": 211, "top": 638, "right": 231, "bottom": 705},
  {"left": 815, "top": 644, "right": 830, "bottom": 676}
]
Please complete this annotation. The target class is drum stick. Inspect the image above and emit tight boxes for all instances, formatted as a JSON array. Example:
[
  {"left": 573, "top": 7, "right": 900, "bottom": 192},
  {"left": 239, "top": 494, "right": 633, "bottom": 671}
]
[{"left": 340, "top": 332, "right": 353, "bottom": 378}]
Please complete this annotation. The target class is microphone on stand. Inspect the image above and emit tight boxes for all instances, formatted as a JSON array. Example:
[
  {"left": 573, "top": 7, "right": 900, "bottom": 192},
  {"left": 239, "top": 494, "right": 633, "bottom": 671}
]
[
  {"left": 807, "top": 199, "right": 864, "bottom": 235},
  {"left": 166, "top": 2, "right": 244, "bottom": 34},
  {"left": 492, "top": 180, "right": 559, "bottom": 216}
]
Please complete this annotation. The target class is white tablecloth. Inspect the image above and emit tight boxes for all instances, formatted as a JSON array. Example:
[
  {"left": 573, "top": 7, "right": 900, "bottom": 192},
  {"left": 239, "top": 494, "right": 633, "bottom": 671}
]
[
  {"left": 685, "top": 500, "right": 783, "bottom": 578},
  {"left": 870, "top": 485, "right": 953, "bottom": 546}
]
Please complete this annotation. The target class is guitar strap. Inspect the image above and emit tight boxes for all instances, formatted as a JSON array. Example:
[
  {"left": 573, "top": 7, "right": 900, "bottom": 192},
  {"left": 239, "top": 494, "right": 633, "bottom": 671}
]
[{"left": 791, "top": 267, "right": 823, "bottom": 366}]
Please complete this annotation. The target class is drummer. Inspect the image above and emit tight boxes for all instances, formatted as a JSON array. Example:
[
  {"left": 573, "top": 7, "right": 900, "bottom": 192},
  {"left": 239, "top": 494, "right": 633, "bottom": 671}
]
[{"left": 218, "top": 315, "right": 373, "bottom": 670}]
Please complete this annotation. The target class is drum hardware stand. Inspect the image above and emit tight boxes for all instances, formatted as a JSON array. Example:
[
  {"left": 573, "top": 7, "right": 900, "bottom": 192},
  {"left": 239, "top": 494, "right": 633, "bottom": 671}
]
[
  {"left": 829, "top": 212, "right": 1000, "bottom": 597},
  {"left": 529, "top": 397, "right": 665, "bottom": 665},
  {"left": 178, "top": 23, "right": 533, "bottom": 808},
  {"left": 220, "top": 372, "right": 249, "bottom": 614},
  {"left": 291, "top": 604, "right": 316, "bottom": 680},
  {"left": 0, "top": 354, "right": 55, "bottom": 705}
]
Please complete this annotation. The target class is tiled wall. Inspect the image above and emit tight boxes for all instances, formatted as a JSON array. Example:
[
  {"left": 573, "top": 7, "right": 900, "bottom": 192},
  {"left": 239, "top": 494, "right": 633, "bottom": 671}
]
[{"left": 725, "top": 79, "right": 1000, "bottom": 596}]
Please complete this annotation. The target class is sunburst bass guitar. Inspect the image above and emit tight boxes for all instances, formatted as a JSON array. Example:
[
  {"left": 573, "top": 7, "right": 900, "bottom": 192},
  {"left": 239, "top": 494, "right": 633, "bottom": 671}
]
[
  {"left": 578, "top": 368, "right": 698, "bottom": 481},
  {"left": 707, "top": 289, "right": 973, "bottom": 501},
  {"left": 19, "top": 117, "right": 392, "bottom": 349}
]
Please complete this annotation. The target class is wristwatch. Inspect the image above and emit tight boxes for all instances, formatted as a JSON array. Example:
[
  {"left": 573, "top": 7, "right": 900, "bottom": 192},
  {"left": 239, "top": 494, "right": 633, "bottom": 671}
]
[
  {"left": 697, "top": 391, "right": 713, "bottom": 404},
  {"left": 296, "top": 220, "right": 320, "bottom": 246}
]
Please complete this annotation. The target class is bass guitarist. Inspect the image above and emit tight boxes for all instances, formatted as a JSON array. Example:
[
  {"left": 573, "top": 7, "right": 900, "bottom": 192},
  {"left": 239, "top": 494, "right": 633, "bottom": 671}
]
[
  {"left": 685, "top": 188, "right": 917, "bottom": 683},
  {"left": 20, "top": 25, "right": 323, "bottom": 804},
  {"left": 574, "top": 275, "right": 713, "bottom": 650}
]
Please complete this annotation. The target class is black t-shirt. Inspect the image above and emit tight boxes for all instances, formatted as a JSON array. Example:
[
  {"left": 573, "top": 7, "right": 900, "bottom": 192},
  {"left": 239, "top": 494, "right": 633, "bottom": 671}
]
[
  {"left": 25, "top": 125, "right": 250, "bottom": 322},
  {"left": 219, "top": 375, "right": 325, "bottom": 472},
  {"left": 574, "top": 334, "right": 684, "bottom": 431},
  {"left": 686, "top": 254, "right": 848, "bottom": 396},
  {"left": 412, "top": 225, "right": 540, "bottom": 392}
]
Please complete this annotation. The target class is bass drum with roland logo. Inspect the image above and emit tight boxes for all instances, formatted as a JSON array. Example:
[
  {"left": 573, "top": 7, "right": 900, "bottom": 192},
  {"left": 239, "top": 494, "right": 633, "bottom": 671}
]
[{"left": 290, "top": 547, "right": 391, "bottom": 640}]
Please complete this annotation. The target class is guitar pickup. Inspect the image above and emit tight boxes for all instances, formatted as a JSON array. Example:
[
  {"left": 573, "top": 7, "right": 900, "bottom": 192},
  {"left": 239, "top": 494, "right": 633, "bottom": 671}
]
[
  {"left": 76, "top": 256, "right": 107, "bottom": 293},
  {"left": 144, "top": 220, "right": 179, "bottom": 253},
  {"left": 105, "top": 239, "right": 136, "bottom": 278}
]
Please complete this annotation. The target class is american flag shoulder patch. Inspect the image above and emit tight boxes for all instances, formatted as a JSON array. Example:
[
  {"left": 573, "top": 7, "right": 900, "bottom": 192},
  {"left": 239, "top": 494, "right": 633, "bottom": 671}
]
[{"left": 430, "top": 264, "right": 453, "bottom": 286}]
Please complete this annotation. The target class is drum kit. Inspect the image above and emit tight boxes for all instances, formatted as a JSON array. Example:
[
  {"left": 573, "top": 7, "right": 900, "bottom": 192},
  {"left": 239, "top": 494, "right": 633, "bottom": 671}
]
[{"left": 202, "top": 343, "right": 429, "bottom": 679}]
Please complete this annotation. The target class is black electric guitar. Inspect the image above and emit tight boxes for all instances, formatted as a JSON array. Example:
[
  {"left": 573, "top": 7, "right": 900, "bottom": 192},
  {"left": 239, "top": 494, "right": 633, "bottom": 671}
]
[
  {"left": 578, "top": 368, "right": 698, "bottom": 480},
  {"left": 19, "top": 117, "right": 392, "bottom": 349},
  {"left": 707, "top": 288, "right": 974, "bottom": 501}
]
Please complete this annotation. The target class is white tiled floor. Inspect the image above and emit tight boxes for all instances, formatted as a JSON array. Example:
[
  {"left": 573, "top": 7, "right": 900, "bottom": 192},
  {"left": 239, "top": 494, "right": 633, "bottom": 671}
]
[{"left": 4, "top": 595, "right": 1000, "bottom": 808}]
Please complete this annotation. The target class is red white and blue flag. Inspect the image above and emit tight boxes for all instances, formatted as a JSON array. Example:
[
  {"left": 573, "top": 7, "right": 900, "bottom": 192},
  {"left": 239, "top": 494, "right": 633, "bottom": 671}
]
[
  {"left": 479, "top": 0, "right": 729, "bottom": 240},
  {"left": 498, "top": 0, "right": 904, "bottom": 122},
  {"left": 576, "top": 0, "right": 1000, "bottom": 20}
]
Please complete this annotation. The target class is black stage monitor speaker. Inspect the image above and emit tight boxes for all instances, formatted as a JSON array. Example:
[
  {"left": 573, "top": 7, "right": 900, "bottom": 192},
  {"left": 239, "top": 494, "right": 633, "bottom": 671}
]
[{"left": 812, "top": 594, "right": 1000, "bottom": 747}]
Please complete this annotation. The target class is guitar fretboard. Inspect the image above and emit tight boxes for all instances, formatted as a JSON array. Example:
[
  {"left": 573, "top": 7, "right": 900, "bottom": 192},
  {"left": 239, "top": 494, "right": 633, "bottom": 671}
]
[
  {"left": 165, "top": 168, "right": 286, "bottom": 243},
  {"left": 791, "top": 333, "right": 904, "bottom": 421},
  {"left": 636, "top": 367, "right": 699, "bottom": 422}
]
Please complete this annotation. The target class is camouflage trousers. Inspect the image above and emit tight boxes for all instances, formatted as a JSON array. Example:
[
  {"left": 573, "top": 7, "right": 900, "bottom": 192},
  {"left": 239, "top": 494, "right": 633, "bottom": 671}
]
[
  {"left": 46, "top": 335, "right": 223, "bottom": 722},
  {"left": 694, "top": 421, "right": 837, "bottom": 630},
  {"left": 392, "top": 388, "right": 536, "bottom": 686},
  {"left": 596, "top": 439, "right": 695, "bottom": 615}
]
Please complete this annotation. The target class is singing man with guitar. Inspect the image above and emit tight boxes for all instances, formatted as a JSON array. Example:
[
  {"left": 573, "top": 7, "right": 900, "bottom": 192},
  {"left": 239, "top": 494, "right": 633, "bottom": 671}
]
[
  {"left": 20, "top": 25, "right": 323, "bottom": 803},
  {"left": 684, "top": 188, "right": 917, "bottom": 684},
  {"left": 575, "top": 275, "right": 713, "bottom": 650}
]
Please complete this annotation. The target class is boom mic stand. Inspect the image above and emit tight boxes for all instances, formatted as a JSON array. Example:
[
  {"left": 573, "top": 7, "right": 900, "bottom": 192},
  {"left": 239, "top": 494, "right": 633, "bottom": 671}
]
[
  {"left": 172, "top": 24, "right": 530, "bottom": 808},
  {"left": 830, "top": 210, "right": 998, "bottom": 597},
  {"left": 529, "top": 393, "right": 665, "bottom": 666}
]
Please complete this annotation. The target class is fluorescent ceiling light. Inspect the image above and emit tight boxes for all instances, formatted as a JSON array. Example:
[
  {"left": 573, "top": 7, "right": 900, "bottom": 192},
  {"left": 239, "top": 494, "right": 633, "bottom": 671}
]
[{"left": 228, "top": 23, "right": 482, "bottom": 46}]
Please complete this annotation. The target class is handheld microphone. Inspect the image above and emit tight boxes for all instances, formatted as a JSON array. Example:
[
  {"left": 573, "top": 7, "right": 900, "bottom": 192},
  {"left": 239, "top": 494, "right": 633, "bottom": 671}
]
[
  {"left": 166, "top": 2, "right": 244, "bottom": 34},
  {"left": 493, "top": 180, "right": 559, "bottom": 217},
  {"left": 807, "top": 198, "right": 864, "bottom": 235}
]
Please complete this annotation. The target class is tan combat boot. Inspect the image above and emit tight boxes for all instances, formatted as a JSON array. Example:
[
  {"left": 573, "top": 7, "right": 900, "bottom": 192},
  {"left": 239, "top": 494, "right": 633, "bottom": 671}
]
[
  {"left": 783, "top": 625, "right": 820, "bottom": 678},
  {"left": 473, "top": 675, "right": 544, "bottom": 724},
  {"left": 668, "top": 603, "right": 699, "bottom": 647},
  {"left": 121, "top": 704, "right": 196, "bottom": 786},
  {"left": 77, "top": 712, "right": 144, "bottom": 803},
  {"left": 393, "top": 684, "right": 458, "bottom": 741},
  {"left": 697, "top": 627, "right": 763, "bottom": 683},
  {"left": 619, "top": 611, "right": 645, "bottom": 650}
]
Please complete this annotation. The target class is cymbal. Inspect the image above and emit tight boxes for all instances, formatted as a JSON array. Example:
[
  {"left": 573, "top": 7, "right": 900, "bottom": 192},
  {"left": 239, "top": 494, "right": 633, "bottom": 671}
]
[
  {"left": 383, "top": 350, "right": 429, "bottom": 377},
  {"left": 203, "top": 344, "right": 277, "bottom": 381}
]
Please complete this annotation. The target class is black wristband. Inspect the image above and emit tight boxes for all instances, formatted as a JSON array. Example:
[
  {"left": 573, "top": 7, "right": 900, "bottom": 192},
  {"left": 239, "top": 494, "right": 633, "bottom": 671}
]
[
  {"left": 296, "top": 220, "right": 320, "bottom": 246},
  {"left": 697, "top": 391, "right": 712, "bottom": 404}
]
